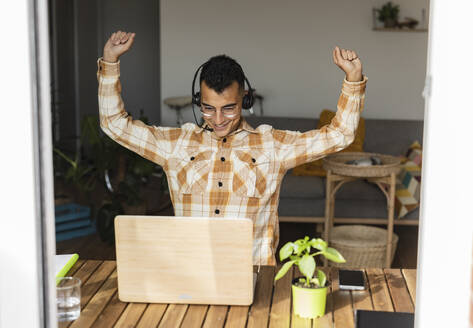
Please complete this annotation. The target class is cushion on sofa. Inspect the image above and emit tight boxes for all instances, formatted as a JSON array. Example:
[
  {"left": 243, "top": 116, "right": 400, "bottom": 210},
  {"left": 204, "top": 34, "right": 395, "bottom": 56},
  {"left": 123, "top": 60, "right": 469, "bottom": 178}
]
[
  {"left": 279, "top": 173, "right": 325, "bottom": 199},
  {"left": 278, "top": 198, "right": 419, "bottom": 220},
  {"left": 395, "top": 141, "right": 422, "bottom": 218},
  {"left": 364, "top": 120, "right": 424, "bottom": 155},
  {"left": 333, "top": 179, "right": 386, "bottom": 201},
  {"left": 279, "top": 176, "right": 386, "bottom": 202}
]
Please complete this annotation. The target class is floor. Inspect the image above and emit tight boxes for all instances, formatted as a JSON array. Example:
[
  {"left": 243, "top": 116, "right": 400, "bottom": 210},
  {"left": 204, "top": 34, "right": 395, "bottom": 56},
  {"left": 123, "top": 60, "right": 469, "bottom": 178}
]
[{"left": 57, "top": 204, "right": 418, "bottom": 269}]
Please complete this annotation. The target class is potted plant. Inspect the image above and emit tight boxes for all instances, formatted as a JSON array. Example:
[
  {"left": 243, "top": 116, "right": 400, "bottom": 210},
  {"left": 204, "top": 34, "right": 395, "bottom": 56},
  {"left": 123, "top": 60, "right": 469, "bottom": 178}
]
[
  {"left": 81, "top": 113, "right": 165, "bottom": 243},
  {"left": 53, "top": 112, "right": 167, "bottom": 243},
  {"left": 53, "top": 147, "right": 96, "bottom": 204},
  {"left": 274, "top": 236, "right": 346, "bottom": 318},
  {"left": 376, "top": 2, "right": 400, "bottom": 28}
]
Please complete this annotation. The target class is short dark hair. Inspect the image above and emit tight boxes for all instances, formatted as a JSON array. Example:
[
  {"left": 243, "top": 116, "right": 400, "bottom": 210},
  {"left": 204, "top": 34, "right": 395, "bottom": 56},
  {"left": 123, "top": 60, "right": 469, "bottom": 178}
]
[{"left": 200, "top": 54, "right": 245, "bottom": 94}]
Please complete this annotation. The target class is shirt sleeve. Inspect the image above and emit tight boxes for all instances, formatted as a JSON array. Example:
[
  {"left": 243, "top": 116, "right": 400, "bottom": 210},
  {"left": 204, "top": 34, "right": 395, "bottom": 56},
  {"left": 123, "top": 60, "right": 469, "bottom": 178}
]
[
  {"left": 97, "top": 58, "right": 181, "bottom": 168},
  {"left": 273, "top": 76, "right": 367, "bottom": 171}
]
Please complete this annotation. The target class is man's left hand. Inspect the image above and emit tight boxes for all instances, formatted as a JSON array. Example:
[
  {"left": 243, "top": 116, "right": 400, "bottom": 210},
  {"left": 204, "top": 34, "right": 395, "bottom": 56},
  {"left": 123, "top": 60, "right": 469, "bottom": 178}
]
[{"left": 333, "top": 46, "right": 363, "bottom": 82}]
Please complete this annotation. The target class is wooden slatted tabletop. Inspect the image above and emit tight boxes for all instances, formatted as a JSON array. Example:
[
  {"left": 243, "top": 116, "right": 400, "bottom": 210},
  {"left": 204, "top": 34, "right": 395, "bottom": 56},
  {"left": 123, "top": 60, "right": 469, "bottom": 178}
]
[{"left": 59, "top": 260, "right": 416, "bottom": 328}]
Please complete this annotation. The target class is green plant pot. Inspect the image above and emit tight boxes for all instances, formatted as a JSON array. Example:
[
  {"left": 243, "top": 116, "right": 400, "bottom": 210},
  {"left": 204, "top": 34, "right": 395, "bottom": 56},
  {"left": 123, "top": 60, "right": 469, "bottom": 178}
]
[
  {"left": 292, "top": 277, "right": 328, "bottom": 319},
  {"left": 383, "top": 19, "right": 397, "bottom": 28}
]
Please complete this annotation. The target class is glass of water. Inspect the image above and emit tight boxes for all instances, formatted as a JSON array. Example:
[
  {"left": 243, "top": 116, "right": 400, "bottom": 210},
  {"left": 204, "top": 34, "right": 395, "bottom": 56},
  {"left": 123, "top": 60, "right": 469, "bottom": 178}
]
[{"left": 56, "top": 277, "right": 81, "bottom": 322}]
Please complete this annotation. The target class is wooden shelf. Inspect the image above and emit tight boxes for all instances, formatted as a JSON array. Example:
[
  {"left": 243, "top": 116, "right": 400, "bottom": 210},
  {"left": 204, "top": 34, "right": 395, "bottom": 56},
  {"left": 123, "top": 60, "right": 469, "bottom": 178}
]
[{"left": 373, "top": 27, "right": 428, "bottom": 32}]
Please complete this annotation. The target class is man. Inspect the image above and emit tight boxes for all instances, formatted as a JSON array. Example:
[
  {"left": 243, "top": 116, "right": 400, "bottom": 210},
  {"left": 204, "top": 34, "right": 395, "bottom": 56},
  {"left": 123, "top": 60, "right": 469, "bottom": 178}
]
[{"left": 98, "top": 30, "right": 367, "bottom": 266}]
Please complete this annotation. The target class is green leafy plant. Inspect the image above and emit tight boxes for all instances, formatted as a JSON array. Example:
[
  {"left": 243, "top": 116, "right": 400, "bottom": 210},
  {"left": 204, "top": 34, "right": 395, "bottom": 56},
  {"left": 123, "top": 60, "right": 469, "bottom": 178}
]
[
  {"left": 80, "top": 112, "right": 166, "bottom": 243},
  {"left": 376, "top": 2, "right": 400, "bottom": 23},
  {"left": 274, "top": 236, "right": 346, "bottom": 288},
  {"left": 53, "top": 111, "right": 168, "bottom": 243},
  {"left": 53, "top": 147, "right": 96, "bottom": 195},
  {"left": 80, "top": 112, "right": 160, "bottom": 205}
]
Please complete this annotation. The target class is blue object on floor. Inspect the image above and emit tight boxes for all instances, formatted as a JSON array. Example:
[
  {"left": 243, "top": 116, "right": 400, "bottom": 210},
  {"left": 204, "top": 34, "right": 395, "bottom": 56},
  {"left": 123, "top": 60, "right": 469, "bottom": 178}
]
[{"left": 55, "top": 203, "right": 96, "bottom": 241}]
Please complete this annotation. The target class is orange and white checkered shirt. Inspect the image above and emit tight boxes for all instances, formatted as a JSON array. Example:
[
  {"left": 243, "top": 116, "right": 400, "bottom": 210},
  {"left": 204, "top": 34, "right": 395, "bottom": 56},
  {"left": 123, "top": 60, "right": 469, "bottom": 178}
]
[{"left": 97, "top": 58, "right": 367, "bottom": 265}]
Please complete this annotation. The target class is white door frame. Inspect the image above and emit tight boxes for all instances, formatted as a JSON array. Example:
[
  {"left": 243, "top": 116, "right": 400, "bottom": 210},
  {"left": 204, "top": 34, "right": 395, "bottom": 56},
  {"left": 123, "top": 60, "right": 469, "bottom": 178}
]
[
  {"left": 415, "top": 0, "right": 473, "bottom": 327},
  {"left": 0, "top": 0, "right": 56, "bottom": 327}
]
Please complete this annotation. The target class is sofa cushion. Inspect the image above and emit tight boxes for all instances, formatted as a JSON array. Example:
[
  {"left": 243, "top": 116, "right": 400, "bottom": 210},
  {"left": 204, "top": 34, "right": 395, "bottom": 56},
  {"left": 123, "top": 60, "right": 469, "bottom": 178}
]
[
  {"left": 364, "top": 119, "right": 424, "bottom": 155},
  {"left": 333, "top": 179, "right": 386, "bottom": 201},
  {"left": 278, "top": 198, "right": 419, "bottom": 220},
  {"left": 396, "top": 141, "right": 422, "bottom": 218},
  {"left": 280, "top": 175, "right": 387, "bottom": 201}
]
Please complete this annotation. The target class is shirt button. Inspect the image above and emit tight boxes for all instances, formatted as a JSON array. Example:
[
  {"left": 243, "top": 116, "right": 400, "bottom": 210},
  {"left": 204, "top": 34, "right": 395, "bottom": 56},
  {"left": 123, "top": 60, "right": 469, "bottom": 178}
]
[
  {"left": 220, "top": 157, "right": 225, "bottom": 162},
  {"left": 223, "top": 138, "right": 227, "bottom": 143},
  {"left": 190, "top": 156, "right": 195, "bottom": 161},
  {"left": 215, "top": 209, "right": 220, "bottom": 214},
  {"left": 218, "top": 181, "right": 223, "bottom": 187}
]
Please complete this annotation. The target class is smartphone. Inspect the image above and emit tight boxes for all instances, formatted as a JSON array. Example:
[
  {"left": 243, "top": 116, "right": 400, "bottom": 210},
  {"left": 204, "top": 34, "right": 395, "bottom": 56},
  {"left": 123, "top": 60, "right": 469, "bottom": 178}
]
[{"left": 338, "top": 269, "right": 366, "bottom": 290}]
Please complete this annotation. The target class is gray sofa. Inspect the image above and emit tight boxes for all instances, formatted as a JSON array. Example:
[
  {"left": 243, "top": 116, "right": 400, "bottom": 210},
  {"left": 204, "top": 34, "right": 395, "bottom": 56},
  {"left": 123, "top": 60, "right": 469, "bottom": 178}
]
[{"left": 245, "top": 116, "right": 423, "bottom": 224}]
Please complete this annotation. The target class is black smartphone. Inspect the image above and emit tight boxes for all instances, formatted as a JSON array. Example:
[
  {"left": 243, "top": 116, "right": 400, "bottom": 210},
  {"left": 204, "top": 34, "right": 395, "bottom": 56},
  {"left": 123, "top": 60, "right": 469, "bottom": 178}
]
[{"left": 338, "top": 269, "right": 366, "bottom": 290}]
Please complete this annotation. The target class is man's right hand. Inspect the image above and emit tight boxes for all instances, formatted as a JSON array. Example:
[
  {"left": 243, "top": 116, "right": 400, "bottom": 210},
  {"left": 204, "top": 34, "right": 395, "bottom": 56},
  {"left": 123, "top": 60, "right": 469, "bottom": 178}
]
[{"left": 103, "top": 30, "right": 135, "bottom": 63}]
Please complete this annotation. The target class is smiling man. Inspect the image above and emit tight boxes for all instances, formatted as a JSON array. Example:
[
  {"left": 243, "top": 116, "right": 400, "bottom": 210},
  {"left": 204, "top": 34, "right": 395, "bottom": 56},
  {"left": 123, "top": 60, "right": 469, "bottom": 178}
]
[
  {"left": 198, "top": 56, "right": 246, "bottom": 137},
  {"left": 97, "top": 30, "right": 367, "bottom": 266}
]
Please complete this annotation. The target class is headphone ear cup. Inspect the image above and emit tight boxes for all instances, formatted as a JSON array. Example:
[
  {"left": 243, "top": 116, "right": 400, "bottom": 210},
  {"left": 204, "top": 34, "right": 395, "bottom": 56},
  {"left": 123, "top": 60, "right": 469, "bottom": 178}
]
[
  {"left": 242, "top": 93, "right": 254, "bottom": 110},
  {"left": 192, "top": 92, "right": 201, "bottom": 106}
]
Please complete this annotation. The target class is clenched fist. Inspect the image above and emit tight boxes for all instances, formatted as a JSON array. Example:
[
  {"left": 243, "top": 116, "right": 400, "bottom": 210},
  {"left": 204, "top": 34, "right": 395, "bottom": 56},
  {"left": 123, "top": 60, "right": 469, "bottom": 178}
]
[
  {"left": 332, "top": 46, "right": 363, "bottom": 82},
  {"left": 103, "top": 30, "right": 136, "bottom": 63}
]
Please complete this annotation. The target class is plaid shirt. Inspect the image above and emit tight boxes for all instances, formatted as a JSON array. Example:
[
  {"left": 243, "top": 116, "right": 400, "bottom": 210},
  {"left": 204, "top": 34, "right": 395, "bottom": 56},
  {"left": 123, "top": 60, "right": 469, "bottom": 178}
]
[{"left": 97, "top": 58, "right": 367, "bottom": 265}]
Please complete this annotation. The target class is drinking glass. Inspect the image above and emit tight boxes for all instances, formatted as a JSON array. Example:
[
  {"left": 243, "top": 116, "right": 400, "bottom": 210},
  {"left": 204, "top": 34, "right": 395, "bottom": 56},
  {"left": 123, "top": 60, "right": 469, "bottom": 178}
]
[{"left": 56, "top": 277, "right": 81, "bottom": 322}]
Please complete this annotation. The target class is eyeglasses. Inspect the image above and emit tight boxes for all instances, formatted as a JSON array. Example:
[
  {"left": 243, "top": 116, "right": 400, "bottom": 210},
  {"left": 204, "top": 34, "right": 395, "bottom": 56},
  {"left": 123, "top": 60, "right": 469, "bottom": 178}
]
[{"left": 200, "top": 106, "right": 239, "bottom": 119}]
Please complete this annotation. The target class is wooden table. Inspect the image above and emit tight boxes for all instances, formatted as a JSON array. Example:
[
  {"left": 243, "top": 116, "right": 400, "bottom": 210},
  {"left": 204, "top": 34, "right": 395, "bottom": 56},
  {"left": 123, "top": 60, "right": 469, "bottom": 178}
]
[
  {"left": 324, "top": 170, "right": 397, "bottom": 268},
  {"left": 59, "top": 260, "right": 416, "bottom": 328}
]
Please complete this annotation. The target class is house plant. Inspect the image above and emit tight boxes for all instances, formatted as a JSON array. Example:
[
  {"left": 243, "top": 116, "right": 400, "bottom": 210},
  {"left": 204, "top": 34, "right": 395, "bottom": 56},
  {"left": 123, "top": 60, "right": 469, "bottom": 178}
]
[
  {"left": 274, "top": 236, "right": 346, "bottom": 318},
  {"left": 80, "top": 113, "right": 162, "bottom": 244},
  {"left": 54, "top": 112, "right": 166, "bottom": 244},
  {"left": 53, "top": 147, "right": 96, "bottom": 204},
  {"left": 375, "top": 2, "right": 400, "bottom": 28}
]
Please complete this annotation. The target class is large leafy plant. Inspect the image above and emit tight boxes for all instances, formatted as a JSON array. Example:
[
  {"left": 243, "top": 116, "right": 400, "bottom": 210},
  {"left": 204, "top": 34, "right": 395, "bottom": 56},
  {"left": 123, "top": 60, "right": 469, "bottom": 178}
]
[
  {"left": 54, "top": 112, "right": 165, "bottom": 243},
  {"left": 80, "top": 113, "right": 159, "bottom": 205},
  {"left": 274, "top": 236, "right": 346, "bottom": 288},
  {"left": 80, "top": 113, "right": 165, "bottom": 243},
  {"left": 53, "top": 147, "right": 96, "bottom": 195}
]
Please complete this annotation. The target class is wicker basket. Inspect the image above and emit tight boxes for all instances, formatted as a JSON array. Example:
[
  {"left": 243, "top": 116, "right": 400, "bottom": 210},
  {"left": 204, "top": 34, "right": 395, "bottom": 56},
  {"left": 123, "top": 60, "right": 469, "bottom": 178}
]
[
  {"left": 329, "top": 225, "right": 399, "bottom": 268},
  {"left": 322, "top": 152, "right": 401, "bottom": 177}
]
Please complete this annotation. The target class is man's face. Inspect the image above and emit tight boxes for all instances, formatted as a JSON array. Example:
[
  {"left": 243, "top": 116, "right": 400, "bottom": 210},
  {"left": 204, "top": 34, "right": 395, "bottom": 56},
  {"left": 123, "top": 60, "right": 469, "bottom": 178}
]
[{"left": 200, "top": 80, "right": 243, "bottom": 138}]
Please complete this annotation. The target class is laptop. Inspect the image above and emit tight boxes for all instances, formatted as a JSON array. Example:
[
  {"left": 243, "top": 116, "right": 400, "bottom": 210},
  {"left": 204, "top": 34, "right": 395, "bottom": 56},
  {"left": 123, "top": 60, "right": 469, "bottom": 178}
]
[{"left": 114, "top": 215, "right": 254, "bottom": 305}]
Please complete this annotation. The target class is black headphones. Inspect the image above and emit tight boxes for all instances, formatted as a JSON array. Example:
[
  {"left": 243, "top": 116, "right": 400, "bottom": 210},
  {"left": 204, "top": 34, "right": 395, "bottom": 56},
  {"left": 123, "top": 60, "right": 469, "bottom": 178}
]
[{"left": 191, "top": 60, "right": 254, "bottom": 128}]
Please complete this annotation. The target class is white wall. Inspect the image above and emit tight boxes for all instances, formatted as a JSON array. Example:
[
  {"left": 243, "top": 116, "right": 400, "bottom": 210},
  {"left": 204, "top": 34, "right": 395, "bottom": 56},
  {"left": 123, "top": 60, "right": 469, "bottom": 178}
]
[{"left": 161, "top": 0, "right": 429, "bottom": 126}]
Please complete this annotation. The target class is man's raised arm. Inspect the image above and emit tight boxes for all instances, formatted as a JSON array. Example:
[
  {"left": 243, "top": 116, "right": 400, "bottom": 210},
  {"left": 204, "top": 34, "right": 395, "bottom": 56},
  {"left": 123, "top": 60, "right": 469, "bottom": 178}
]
[
  {"left": 274, "top": 46, "right": 367, "bottom": 170},
  {"left": 97, "top": 30, "right": 178, "bottom": 168}
]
